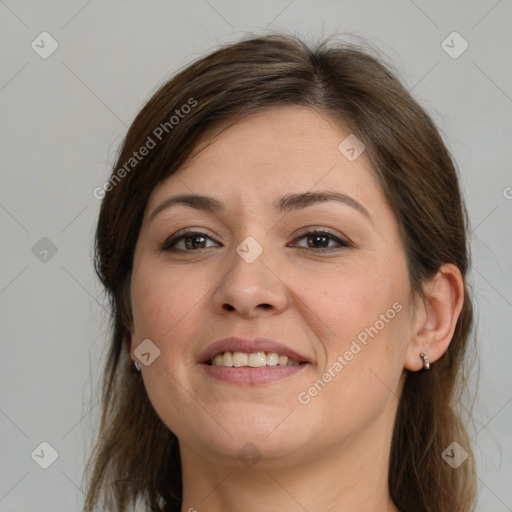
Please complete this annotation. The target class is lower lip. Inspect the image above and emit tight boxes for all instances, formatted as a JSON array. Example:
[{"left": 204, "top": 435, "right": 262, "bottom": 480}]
[{"left": 200, "top": 363, "right": 308, "bottom": 384}]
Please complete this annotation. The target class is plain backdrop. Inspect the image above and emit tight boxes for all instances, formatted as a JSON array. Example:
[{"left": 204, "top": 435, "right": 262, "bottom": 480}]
[{"left": 1, "top": 1, "right": 511, "bottom": 511}]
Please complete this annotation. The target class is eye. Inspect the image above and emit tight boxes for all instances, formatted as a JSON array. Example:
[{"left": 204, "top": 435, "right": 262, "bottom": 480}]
[
  {"left": 291, "top": 229, "right": 351, "bottom": 251},
  {"left": 161, "top": 229, "right": 220, "bottom": 252},
  {"left": 161, "top": 228, "right": 351, "bottom": 253}
]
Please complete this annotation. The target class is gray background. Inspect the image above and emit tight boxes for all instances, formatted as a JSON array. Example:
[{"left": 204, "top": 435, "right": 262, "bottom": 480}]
[{"left": 1, "top": 1, "right": 511, "bottom": 510}]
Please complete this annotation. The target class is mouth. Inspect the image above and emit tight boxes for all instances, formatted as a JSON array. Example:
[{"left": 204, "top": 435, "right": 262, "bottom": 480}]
[
  {"left": 205, "top": 351, "right": 307, "bottom": 367},
  {"left": 198, "top": 337, "right": 310, "bottom": 384}
]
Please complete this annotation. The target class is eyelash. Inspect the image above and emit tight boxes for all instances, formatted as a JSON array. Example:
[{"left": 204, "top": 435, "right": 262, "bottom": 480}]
[{"left": 160, "top": 228, "right": 352, "bottom": 253}]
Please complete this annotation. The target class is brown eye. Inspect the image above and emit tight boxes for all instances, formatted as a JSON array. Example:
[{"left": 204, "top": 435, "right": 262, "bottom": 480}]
[
  {"left": 161, "top": 231, "right": 219, "bottom": 252},
  {"left": 292, "top": 230, "right": 350, "bottom": 251},
  {"left": 161, "top": 228, "right": 351, "bottom": 253}
]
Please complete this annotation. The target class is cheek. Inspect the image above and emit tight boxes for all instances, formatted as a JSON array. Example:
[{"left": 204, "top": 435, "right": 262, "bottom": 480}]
[
  {"left": 302, "top": 253, "right": 411, "bottom": 393},
  {"left": 130, "top": 261, "right": 206, "bottom": 350},
  {"left": 304, "top": 255, "right": 407, "bottom": 343},
  {"left": 129, "top": 262, "right": 212, "bottom": 436}
]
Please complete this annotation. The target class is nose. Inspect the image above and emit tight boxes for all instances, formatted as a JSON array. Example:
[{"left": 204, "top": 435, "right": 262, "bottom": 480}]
[{"left": 211, "top": 240, "right": 289, "bottom": 318}]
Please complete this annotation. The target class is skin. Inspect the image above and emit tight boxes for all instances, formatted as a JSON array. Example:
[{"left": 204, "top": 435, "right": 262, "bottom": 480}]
[{"left": 129, "top": 106, "right": 464, "bottom": 512}]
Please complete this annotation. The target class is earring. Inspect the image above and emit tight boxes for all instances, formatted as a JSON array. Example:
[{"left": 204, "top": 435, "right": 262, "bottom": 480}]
[
  {"left": 134, "top": 360, "right": 142, "bottom": 372},
  {"left": 419, "top": 352, "right": 430, "bottom": 371}
]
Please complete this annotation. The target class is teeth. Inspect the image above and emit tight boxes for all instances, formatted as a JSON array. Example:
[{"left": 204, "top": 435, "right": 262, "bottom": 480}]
[
  {"left": 248, "top": 352, "right": 266, "bottom": 367},
  {"left": 233, "top": 352, "right": 248, "bottom": 367},
  {"left": 266, "top": 352, "right": 279, "bottom": 366},
  {"left": 210, "top": 351, "right": 302, "bottom": 367},
  {"left": 223, "top": 352, "right": 234, "bottom": 366}
]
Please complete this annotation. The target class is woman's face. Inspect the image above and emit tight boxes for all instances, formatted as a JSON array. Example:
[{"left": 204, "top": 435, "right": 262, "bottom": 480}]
[{"left": 130, "top": 106, "right": 416, "bottom": 466}]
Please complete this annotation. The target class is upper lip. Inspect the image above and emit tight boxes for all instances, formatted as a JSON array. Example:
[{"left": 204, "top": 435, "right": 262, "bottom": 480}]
[{"left": 198, "top": 337, "right": 310, "bottom": 364}]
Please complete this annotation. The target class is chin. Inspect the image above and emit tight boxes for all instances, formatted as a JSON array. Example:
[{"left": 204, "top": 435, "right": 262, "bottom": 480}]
[{"left": 179, "top": 405, "right": 311, "bottom": 462}]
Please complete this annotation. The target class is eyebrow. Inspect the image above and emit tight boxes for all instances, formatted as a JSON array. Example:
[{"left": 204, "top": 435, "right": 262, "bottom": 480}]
[{"left": 149, "top": 190, "right": 371, "bottom": 222}]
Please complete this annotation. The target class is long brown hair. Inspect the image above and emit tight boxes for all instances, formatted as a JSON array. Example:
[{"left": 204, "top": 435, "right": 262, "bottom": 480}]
[{"left": 84, "top": 32, "right": 477, "bottom": 511}]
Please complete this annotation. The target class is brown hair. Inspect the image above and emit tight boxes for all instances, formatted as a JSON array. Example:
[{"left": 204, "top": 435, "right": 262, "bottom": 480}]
[{"left": 84, "top": 32, "right": 476, "bottom": 511}]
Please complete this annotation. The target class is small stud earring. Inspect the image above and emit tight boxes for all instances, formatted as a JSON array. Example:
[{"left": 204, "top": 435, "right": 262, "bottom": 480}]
[
  {"left": 419, "top": 352, "right": 430, "bottom": 370},
  {"left": 134, "top": 360, "right": 142, "bottom": 372}
]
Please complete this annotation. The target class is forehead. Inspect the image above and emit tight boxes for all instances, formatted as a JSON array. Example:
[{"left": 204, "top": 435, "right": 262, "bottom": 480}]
[{"left": 147, "top": 106, "right": 384, "bottom": 214}]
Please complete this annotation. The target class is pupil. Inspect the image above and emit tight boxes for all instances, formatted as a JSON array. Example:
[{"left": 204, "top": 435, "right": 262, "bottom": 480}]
[
  {"left": 309, "top": 235, "right": 328, "bottom": 248},
  {"left": 185, "top": 235, "right": 206, "bottom": 249}
]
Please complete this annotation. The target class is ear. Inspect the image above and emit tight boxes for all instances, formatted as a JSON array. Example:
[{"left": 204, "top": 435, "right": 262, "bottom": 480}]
[{"left": 404, "top": 263, "right": 464, "bottom": 371}]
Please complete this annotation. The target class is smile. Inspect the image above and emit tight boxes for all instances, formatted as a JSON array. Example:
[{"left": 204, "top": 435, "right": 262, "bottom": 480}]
[
  {"left": 202, "top": 351, "right": 309, "bottom": 384},
  {"left": 207, "top": 351, "right": 306, "bottom": 367}
]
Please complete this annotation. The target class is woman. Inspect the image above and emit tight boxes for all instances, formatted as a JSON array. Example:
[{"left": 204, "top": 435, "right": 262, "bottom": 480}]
[{"left": 84, "top": 33, "right": 477, "bottom": 511}]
